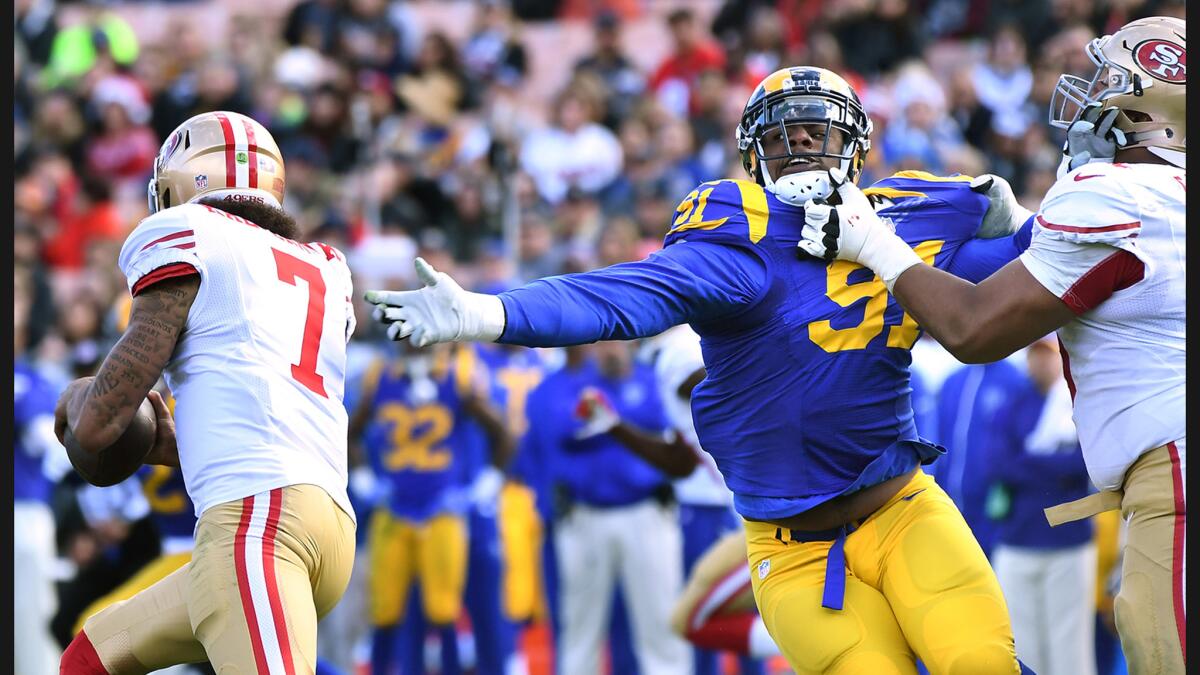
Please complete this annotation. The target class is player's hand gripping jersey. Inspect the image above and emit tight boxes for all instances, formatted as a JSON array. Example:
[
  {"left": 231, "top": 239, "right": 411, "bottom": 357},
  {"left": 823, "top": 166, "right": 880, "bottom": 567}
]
[
  {"left": 1019, "top": 161, "right": 1185, "bottom": 490},
  {"left": 118, "top": 203, "right": 357, "bottom": 519},
  {"left": 499, "top": 173, "right": 1031, "bottom": 519}
]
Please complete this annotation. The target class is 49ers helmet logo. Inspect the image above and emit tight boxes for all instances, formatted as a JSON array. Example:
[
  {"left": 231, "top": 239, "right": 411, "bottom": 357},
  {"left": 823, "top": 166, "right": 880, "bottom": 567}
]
[{"left": 1133, "top": 39, "right": 1186, "bottom": 83}]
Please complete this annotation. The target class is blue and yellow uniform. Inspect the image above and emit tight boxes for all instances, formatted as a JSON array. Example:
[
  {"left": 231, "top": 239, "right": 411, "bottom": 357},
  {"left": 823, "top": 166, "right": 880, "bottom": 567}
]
[
  {"left": 361, "top": 346, "right": 479, "bottom": 626},
  {"left": 494, "top": 173, "right": 1034, "bottom": 674},
  {"left": 449, "top": 343, "right": 523, "bottom": 675},
  {"left": 74, "top": 463, "right": 198, "bottom": 634},
  {"left": 477, "top": 344, "right": 549, "bottom": 623}
]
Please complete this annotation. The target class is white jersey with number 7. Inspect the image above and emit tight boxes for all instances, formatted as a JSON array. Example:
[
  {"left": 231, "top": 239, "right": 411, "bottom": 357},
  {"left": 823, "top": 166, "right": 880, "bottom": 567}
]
[{"left": 118, "top": 203, "right": 356, "bottom": 521}]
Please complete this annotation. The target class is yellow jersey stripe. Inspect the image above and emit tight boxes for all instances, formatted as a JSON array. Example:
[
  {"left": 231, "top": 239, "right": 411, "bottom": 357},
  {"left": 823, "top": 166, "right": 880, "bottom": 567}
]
[
  {"left": 667, "top": 217, "right": 729, "bottom": 236},
  {"left": 890, "top": 170, "right": 975, "bottom": 183},
  {"left": 734, "top": 180, "right": 770, "bottom": 243},
  {"left": 863, "top": 187, "right": 928, "bottom": 201}
]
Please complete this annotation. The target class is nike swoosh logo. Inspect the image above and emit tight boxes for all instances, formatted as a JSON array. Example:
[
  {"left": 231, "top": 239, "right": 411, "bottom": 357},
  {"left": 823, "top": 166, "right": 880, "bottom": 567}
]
[
  {"left": 1074, "top": 173, "right": 1104, "bottom": 181},
  {"left": 901, "top": 488, "right": 927, "bottom": 501}
]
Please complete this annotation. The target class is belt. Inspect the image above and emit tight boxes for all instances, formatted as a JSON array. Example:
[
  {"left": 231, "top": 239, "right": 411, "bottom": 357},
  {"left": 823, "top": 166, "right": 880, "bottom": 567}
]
[
  {"left": 1044, "top": 489, "right": 1123, "bottom": 527},
  {"left": 774, "top": 518, "right": 866, "bottom": 611}
]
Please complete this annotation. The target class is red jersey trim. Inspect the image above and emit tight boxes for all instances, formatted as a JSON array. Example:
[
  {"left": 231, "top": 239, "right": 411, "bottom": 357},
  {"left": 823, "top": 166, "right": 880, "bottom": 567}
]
[
  {"left": 132, "top": 262, "right": 200, "bottom": 296},
  {"left": 1036, "top": 214, "right": 1141, "bottom": 234},
  {"left": 139, "top": 229, "right": 194, "bottom": 252},
  {"left": 1059, "top": 249, "right": 1146, "bottom": 315}
]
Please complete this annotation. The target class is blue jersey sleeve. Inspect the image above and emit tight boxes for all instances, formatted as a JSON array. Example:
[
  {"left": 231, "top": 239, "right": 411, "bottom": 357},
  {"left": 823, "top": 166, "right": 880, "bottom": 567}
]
[
  {"left": 497, "top": 240, "right": 768, "bottom": 347},
  {"left": 943, "top": 215, "right": 1035, "bottom": 283},
  {"left": 869, "top": 172, "right": 1033, "bottom": 283}
]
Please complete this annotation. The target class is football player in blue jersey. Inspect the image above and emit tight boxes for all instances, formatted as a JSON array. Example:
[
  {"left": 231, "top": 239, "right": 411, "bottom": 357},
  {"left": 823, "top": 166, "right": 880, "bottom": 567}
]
[
  {"left": 365, "top": 66, "right": 1038, "bottom": 674},
  {"left": 348, "top": 340, "right": 512, "bottom": 675}
]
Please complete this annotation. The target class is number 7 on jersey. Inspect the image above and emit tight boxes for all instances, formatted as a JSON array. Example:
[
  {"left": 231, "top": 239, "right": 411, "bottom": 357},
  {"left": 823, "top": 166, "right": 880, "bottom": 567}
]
[{"left": 273, "top": 248, "right": 328, "bottom": 398}]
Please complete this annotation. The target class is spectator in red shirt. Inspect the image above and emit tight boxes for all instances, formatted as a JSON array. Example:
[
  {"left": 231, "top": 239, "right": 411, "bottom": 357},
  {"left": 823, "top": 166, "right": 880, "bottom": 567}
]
[
  {"left": 649, "top": 8, "right": 726, "bottom": 119},
  {"left": 41, "top": 174, "right": 124, "bottom": 272},
  {"left": 84, "top": 75, "right": 156, "bottom": 185}
]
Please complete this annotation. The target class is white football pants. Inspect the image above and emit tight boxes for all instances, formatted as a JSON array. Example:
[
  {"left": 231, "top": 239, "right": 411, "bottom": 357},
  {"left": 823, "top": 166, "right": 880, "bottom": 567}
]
[
  {"left": 555, "top": 498, "right": 692, "bottom": 675},
  {"left": 994, "top": 542, "right": 1097, "bottom": 675},
  {"left": 15, "top": 500, "right": 60, "bottom": 675}
]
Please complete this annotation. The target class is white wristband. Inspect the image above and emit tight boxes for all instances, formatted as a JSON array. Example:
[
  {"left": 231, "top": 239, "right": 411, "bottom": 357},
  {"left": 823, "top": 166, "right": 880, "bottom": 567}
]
[
  {"left": 859, "top": 232, "right": 924, "bottom": 293},
  {"left": 460, "top": 292, "right": 506, "bottom": 342}
]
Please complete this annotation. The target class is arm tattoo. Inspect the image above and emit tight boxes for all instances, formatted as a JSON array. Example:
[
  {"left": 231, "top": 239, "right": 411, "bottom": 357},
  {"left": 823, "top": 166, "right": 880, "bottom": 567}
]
[{"left": 69, "top": 275, "right": 200, "bottom": 448}]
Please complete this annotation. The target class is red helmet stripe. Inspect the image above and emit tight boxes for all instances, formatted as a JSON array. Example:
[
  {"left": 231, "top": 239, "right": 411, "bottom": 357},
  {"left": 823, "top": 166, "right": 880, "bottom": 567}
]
[
  {"left": 242, "top": 118, "right": 259, "bottom": 189},
  {"left": 215, "top": 112, "right": 237, "bottom": 189}
]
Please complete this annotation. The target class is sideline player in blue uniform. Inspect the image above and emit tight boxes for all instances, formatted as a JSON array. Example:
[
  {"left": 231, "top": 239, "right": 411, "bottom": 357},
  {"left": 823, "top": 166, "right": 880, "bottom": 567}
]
[
  {"left": 366, "top": 67, "right": 1037, "bottom": 674},
  {"left": 453, "top": 343, "right": 521, "bottom": 675},
  {"left": 350, "top": 341, "right": 511, "bottom": 675}
]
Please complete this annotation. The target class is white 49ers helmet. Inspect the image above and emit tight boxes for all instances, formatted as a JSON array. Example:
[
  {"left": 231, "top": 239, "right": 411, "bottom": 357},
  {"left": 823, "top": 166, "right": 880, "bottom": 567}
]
[
  {"left": 1050, "top": 16, "right": 1186, "bottom": 167},
  {"left": 148, "top": 111, "right": 286, "bottom": 214}
]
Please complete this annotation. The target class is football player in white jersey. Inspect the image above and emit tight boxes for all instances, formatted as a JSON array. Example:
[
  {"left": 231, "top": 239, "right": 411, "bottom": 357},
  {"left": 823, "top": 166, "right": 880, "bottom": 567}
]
[
  {"left": 795, "top": 17, "right": 1185, "bottom": 675},
  {"left": 55, "top": 111, "right": 359, "bottom": 674}
]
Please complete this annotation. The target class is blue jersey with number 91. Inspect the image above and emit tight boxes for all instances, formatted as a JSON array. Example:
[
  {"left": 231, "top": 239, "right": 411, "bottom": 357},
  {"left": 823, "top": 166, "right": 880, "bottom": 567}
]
[{"left": 496, "top": 172, "right": 1031, "bottom": 521}]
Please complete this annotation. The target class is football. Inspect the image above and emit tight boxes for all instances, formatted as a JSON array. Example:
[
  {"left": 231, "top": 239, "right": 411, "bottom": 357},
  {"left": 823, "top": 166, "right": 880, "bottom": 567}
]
[{"left": 65, "top": 397, "right": 158, "bottom": 487}]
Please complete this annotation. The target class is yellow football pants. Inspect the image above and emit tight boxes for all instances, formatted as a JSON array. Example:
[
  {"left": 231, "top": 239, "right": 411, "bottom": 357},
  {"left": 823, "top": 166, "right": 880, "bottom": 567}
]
[
  {"left": 368, "top": 509, "right": 468, "bottom": 627},
  {"left": 746, "top": 469, "right": 1020, "bottom": 674},
  {"left": 498, "top": 481, "right": 543, "bottom": 623}
]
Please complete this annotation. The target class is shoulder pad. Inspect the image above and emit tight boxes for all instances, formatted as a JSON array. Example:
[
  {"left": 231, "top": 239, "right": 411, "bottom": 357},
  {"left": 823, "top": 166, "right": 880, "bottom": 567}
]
[
  {"left": 1037, "top": 165, "right": 1141, "bottom": 244},
  {"left": 864, "top": 171, "right": 985, "bottom": 215},
  {"left": 664, "top": 179, "right": 770, "bottom": 246}
]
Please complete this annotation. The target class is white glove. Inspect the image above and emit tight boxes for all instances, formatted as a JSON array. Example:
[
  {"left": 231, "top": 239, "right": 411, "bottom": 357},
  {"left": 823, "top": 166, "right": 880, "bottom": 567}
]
[
  {"left": 797, "top": 168, "right": 923, "bottom": 292},
  {"left": 365, "top": 257, "right": 506, "bottom": 347},
  {"left": 1057, "top": 103, "right": 1126, "bottom": 179},
  {"left": 969, "top": 173, "right": 1034, "bottom": 238},
  {"left": 573, "top": 387, "right": 620, "bottom": 440}
]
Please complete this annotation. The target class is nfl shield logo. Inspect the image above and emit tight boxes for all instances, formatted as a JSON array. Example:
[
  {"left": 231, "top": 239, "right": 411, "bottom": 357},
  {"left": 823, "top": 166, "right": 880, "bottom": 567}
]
[
  {"left": 757, "top": 559, "right": 770, "bottom": 579},
  {"left": 195, "top": 174, "right": 208, "bottom": 190}
]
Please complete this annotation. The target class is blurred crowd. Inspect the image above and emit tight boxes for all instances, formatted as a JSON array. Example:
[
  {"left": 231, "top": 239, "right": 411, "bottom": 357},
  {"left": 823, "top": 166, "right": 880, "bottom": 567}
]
[
  {"left": 13, "top": 0, "right": 1182, "bottom": 673},
  {"left": 14, "top": 0, "right": 1188, "bottom": 375}
]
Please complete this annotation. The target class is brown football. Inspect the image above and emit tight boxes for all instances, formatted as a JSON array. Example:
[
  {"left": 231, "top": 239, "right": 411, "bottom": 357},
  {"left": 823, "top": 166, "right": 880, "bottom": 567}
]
[{"left": 65, "top": 397, "right": 158, "bottom": 487}]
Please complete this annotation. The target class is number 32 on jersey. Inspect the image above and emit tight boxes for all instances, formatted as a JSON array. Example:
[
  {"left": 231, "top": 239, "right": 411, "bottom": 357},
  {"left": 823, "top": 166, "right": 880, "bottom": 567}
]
[{"left": 809, "top": 240, "right": 944, "bottom": 352}]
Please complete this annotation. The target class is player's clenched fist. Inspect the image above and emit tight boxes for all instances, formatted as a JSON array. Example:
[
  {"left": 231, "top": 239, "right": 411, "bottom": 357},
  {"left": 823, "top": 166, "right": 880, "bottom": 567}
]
[
  {"left": 365, "top": 257, "right": 506, "bottom": 347},
  {"left": 797, "top": 168, "right": 922, "bottom": 292}
]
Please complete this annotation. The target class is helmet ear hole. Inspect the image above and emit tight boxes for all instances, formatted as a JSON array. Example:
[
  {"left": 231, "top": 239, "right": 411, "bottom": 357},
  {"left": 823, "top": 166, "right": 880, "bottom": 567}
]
[
  {"left": 161, "top": 188, "right": 172, "bottom": 210},
  {"left": 183, "top": 130, "right": 191, "bottom": 150}
]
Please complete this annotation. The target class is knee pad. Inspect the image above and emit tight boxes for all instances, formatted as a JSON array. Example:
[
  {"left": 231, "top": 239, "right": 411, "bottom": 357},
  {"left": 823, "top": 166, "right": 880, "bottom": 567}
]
[
  {"left": 940, "top": 643, "right": 1023, "bottom": 675},
  {"left": 60, "top": 631, "right": 109, "bottom": 675}
]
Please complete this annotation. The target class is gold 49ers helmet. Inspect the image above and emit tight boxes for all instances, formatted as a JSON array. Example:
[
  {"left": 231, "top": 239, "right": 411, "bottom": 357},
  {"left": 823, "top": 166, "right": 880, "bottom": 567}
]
[
  {"left": 736, "top": 66, "right": 872, "bottom": 204},
  {"left": 1050, "top": 16, "right": 1186, "bottom": 167},
  {"left": 147, "top": 111, "right": 286, "bottom": 214}
]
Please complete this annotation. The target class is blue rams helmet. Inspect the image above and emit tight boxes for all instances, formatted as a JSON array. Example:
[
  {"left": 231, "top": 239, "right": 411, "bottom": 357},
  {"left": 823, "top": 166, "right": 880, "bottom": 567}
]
[{"left": 736, "top": 67, "right": 872, "bottom": 203}]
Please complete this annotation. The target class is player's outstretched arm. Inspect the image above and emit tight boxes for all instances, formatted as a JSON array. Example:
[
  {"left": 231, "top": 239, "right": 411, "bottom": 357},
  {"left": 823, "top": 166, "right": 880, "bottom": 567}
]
[
  {"left": 367, "top": 242, "right": 768, "bottom": 349},
  {"left": 889, "top": 261, "right": 1075, "bottom": 363},
  {"left": 799, "top": 169, "right": 1074, "bottom": 362},
  {"left": 55, "top": 276, "right": 200, "bottom": 454}
]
